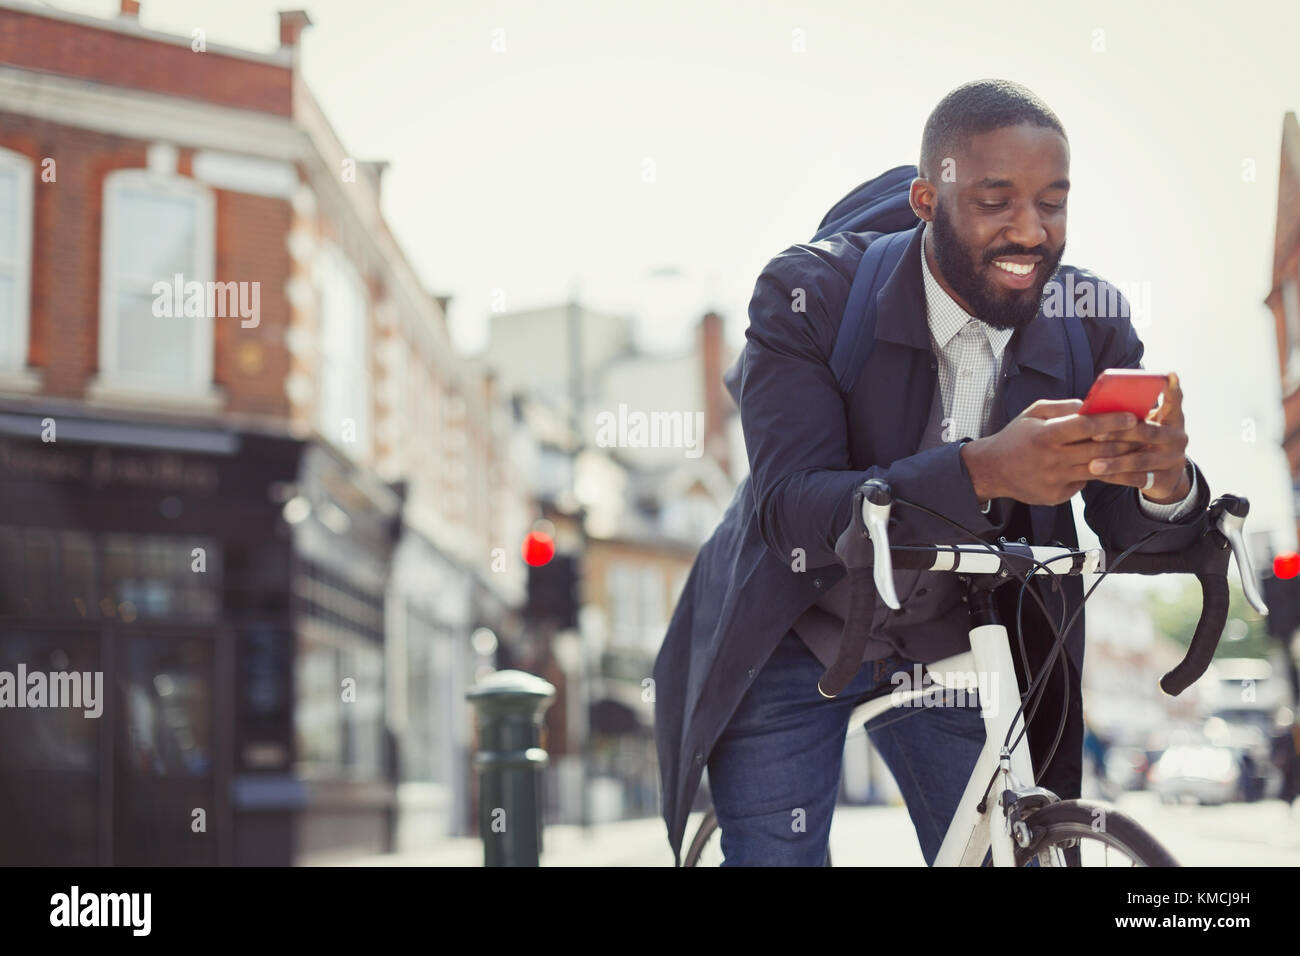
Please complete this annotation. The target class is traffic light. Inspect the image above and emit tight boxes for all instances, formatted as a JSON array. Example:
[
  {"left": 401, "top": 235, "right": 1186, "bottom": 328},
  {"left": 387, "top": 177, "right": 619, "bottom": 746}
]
[
  {"left": 521, "top": 529, "right": 555, "bottom": 567},
  {"left": 1261, "top": 552, "right": 1300, "bottom": 641}
]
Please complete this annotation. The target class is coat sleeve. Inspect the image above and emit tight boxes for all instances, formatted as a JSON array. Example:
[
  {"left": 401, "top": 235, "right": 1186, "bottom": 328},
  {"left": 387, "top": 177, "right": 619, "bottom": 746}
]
[
  {"left": 739, "top": 238, "right": 1004, "bottom": 571},
  {"left": 1078, "top": 277, "right": 1211, "bottom": 554}
]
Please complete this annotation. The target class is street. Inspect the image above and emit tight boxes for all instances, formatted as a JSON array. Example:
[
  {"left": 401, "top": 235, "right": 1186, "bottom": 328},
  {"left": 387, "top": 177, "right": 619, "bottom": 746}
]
[{"left": 341, "top": 794, "right": 1300, "bottom": 866}]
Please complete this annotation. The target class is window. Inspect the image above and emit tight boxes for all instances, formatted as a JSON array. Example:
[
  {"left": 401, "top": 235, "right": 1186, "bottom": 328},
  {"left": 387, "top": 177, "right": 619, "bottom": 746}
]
[
  {"left": 638, "top": 565, "right": 665, "bottom": 650},
  {"left": 606, "top": 560, "right": 665, "bottom": 652},
  {"left": 1284, "top": 274, "right": 1300, "bottom": 392},
  {"left": 402, "top": 606, "right": 454, "bottom": 784},
  {"left": 314, "top": 245, "right": 371, "bottom": 457},
  {"left": 0, "top": 148, "right": 33, "bottom": 374},
  {"left": 607, "top": 562, "right": 638, "bottom": 648},
  {"left": 293, "top": 558, "right": 385, "bottom": 779},
  {"left": 384, "top": 318, "right": 407, "bottom": 473},
  {"left": 99, "top": 169, "right": 215, "bottom": 391},
  {"left": 0, "top": 526, "right": 220, "bottom": 621}
]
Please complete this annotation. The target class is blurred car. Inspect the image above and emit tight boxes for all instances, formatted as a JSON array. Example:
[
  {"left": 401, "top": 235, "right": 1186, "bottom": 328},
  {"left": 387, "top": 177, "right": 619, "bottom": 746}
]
[
  {"left": 1149, "top": 744, "right": 1241, "bottom": 805},
  {"left": 1103, "top": 746, "right": 1152, "bottom": 791},
  {"left": 1204, "top": 715, "right": 1282, "bottom": 801}
]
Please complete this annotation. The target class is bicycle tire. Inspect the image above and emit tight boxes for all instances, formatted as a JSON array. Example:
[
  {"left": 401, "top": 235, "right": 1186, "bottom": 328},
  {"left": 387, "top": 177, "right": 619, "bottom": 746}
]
[
  {"left": 681, "top": 807, "right": 833, "bottom": 866},
  {"left": 1014, "top": 798, "right": 1179, "bottom": 867},
  {"left": 682, "top": 808, "right": 719, "bottom": 867}
]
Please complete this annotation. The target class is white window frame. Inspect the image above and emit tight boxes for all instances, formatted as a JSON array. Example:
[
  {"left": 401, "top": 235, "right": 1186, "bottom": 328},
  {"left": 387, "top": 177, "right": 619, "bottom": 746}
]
[
  {"left": 95, "top": 168, "right": 217, "bottom": 400},
  {"left": 606, "top": 561, "right": 639, "bottom": 648},
  {"left": 313, "top": 243, "right": 372, "bottom": 459},
  {"left": 639, "top": 564, "right": 665, "bottom": 652},
  {"left": 0, "top": 147, "right": 34, "bottom": 384}
]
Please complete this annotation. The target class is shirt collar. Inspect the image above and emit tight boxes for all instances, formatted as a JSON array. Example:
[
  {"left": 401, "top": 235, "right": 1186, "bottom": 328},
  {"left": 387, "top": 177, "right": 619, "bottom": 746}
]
[{"left": 919, "top": 221, "right": 1015, "bottom": 360}]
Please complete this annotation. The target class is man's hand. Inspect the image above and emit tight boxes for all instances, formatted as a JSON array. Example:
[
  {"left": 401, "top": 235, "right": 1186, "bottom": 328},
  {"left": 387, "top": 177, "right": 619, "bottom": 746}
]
[
  {"left": 1082, "top": 372, "right": 1191, "bottom": 504},
  {"left": 960, "top": 399, "right": 1146, "bottom": 506}
]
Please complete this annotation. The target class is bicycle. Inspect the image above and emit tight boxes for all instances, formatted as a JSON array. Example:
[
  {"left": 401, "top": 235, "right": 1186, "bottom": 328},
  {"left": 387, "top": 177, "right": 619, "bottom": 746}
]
[{"left": 683, "top": 478, "right": 1268, "bottom": 866}]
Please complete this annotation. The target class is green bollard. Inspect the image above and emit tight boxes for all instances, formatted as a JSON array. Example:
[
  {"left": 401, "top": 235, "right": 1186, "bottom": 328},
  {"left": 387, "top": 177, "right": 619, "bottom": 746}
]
[{"left": 466, "top": 669, "right": 556, "bottom": 866}]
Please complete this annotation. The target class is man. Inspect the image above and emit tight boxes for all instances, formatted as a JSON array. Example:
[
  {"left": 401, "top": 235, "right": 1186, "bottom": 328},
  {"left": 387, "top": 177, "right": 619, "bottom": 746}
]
[{"left": 653, "top": 79, "right": 1212, "bottom": 866}]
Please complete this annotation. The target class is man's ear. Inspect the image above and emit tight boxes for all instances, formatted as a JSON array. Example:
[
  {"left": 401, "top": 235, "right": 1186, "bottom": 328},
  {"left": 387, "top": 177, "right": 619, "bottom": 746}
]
[{"left": 910, "top": 178, "right": 936, "bottom": 222}]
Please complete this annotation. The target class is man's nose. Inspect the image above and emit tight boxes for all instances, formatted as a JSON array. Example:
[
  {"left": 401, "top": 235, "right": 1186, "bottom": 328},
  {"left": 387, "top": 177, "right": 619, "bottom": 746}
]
[{"left": 1006, "top": 201, "right": 1049, "bottom": 249}]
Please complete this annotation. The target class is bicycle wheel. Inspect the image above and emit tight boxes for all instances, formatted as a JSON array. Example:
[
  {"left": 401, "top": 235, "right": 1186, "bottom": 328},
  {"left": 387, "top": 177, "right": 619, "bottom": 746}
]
[
  {"left": 682, "top": 808, "right": 722, "bottom": 867},
  {"left": 1014, "top": 798, "right": 1179, "bottom": 867}
]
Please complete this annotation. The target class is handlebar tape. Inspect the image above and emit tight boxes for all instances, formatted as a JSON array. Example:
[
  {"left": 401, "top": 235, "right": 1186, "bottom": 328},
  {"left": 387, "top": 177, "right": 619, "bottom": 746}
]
[
  {"left": 817, "top": 567, "right": 875, "bottom": 699},
  {"left": 1159, "top": 571, "right": 1229, "bottom": 697}
]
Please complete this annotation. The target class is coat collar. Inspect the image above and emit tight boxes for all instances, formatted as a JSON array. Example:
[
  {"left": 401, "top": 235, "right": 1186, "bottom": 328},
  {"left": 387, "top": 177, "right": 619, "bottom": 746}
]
[
  {"left": 874, "top": 219, "right": 1068, "bottom": 384},
  {"left": 918, "top": 222, "right": 1015, "bottom": 360}
]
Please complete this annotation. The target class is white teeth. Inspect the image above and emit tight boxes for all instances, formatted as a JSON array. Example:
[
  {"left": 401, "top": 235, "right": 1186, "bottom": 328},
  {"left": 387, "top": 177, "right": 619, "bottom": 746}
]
[{"left": 993, "top": 260, "right": 1035, "bottom": 276}]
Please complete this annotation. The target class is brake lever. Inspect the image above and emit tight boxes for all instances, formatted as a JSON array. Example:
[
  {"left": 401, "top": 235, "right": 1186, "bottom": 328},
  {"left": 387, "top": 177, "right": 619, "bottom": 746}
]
[
  {"left": 860, "top": 479, "right": 900, "bottom": 610},
  {"left": 1214, "top": 495, "right": 1268, "bottom": 616}
]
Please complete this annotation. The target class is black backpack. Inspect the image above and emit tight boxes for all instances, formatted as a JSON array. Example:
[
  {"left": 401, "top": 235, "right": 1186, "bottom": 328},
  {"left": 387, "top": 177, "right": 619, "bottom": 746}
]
[{"left": 727, "top": 164, "right": 1094, "bottom": 399}]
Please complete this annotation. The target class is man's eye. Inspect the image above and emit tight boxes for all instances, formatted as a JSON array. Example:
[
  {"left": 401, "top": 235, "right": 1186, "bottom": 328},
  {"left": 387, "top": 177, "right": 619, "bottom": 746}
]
[{"left": 978, "top": 200, "right": 1066, "bottom": 210}]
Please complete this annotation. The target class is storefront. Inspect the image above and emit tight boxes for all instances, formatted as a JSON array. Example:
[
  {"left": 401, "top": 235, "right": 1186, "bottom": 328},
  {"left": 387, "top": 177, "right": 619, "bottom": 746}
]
[{"left": 0, "top": 409, "right": 403, "bottom": 865}]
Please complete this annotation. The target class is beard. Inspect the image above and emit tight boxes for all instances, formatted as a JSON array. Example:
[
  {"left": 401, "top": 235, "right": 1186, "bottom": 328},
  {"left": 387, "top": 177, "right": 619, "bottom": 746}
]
[{"left": 929, "top": 200, "right": 1065, "bottom": 332}]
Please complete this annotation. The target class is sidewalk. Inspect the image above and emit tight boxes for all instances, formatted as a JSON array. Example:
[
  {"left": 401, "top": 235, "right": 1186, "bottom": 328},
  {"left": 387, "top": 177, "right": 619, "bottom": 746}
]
[
  {"left": 339, "top": 805, "right": 923, "bottom": 867},
  {"left": 337, "top": 795, "right": 1300, "bottom": 866},
  {"left": 342, "top": 814, "right": 679, "bottom": 867}
]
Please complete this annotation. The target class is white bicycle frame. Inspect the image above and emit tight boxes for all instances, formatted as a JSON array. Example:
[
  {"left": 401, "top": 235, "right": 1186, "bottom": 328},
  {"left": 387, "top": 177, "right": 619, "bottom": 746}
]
[
  {"left": 845, "top": 544, "right": 1102, "bottom": 867},
  {"left": 821, "top": 484, "right": 1266, "bottom": 867}
]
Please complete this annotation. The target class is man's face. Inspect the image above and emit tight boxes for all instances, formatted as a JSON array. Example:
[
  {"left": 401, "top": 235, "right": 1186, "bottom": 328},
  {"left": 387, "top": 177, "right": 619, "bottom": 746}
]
[{"left": 921, "top": 123, "right": 1069, "bottom": 331}]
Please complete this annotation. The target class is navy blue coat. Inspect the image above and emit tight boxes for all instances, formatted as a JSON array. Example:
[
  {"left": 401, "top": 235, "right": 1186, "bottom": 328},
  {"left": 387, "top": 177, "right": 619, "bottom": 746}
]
[{"left": 652, "top": 218, "right": 1212, "bottom": 865}]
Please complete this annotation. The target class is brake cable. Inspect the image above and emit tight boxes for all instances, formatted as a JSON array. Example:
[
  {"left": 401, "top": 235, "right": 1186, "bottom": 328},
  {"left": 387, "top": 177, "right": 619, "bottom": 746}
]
[{"left": 876, "top": 497, "right": 1189, "bottom": 806}]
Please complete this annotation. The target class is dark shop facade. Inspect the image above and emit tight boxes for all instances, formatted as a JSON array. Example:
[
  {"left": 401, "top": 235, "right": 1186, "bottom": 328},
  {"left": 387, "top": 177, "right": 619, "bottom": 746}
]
[{"left": 0, "top": 405, "right": 449, "bottom": 865}]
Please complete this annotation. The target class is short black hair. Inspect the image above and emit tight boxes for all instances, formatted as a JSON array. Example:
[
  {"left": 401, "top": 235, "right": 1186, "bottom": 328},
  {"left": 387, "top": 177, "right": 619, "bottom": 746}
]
[{"left": 919, "top": 79, "right": 1066, "bottom": 181}]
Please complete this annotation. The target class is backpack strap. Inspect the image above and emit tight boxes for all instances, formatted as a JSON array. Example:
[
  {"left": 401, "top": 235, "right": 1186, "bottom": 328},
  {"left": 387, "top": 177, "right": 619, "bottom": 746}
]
[{"left": 829, "top": 229, "right": 914, "bottom": 393}]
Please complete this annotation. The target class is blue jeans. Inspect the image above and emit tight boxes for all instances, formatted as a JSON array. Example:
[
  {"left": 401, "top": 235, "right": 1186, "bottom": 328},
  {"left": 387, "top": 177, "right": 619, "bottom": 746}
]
[{"left": 707, "top": 628, "right": 987, "bottom": 866}]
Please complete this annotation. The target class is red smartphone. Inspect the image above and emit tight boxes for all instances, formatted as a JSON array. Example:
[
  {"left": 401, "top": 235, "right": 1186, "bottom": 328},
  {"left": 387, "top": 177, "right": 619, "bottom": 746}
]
[{"left": 1078, "top": 369, "right": 1169, "bottom": 419}]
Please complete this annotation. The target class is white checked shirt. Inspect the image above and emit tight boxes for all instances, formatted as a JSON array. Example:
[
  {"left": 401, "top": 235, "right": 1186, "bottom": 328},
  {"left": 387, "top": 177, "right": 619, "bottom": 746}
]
[{"left": 918, "top": 221, "right": 1197, "bottom": 519}]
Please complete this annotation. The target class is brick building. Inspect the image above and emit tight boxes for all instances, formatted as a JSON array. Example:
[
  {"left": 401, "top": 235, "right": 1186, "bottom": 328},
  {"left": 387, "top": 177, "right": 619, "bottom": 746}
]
[
  {"left": 1268, "top": 112, "right": 1300, "bottom": 542},
  {"left": 0, "top": 1, "right": 531, "bottom": 863}
]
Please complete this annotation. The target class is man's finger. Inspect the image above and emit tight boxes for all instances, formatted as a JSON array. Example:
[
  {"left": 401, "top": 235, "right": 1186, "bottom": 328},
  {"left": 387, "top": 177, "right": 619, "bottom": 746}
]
[
  {"left": 1059, "top": 439, "right": 1147, "bottom": 466},
  {"left": 1088, "top": 449, "right": 1185, "bottom": 476},
  {"left": 1091, "top": 470, "right": 1180, "bottom": 491},
  {"left": 1022, "top": 398, "right": 1083, "bottom": 419},
  {"left": 1046, "top": 410, "right": 1136, "bottom": 442},
  {"left": 1151, "top": 372, "right": 1183, "bottom": 425},
  {"left": 1088, "top": 421, "right": 1180, "bottom": 444}
]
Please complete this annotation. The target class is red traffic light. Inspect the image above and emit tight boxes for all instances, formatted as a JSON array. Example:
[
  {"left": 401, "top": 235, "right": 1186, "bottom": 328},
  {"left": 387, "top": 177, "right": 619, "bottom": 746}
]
[
  {"left": 1274, "top": 552, "right": 1300, "bottom": 580},
  {"left": 522, "top": 530, "right": 556, "bottom": 567}
]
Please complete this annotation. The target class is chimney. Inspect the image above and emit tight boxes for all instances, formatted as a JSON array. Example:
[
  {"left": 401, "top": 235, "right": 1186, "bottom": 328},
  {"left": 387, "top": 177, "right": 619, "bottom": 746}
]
[
  {"left": 278, "top": 10, "right": 313, "bottom": 51},
  {"left": 119, "top": 0, "right": 140, "bottom": 17},
  {"left": 698, "top": 311, "right": 731, "bottom": 476}
]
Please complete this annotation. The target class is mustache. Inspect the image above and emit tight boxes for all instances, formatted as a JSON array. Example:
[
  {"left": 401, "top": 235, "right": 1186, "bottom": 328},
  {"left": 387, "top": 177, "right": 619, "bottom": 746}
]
[{"left": 984, "top": 247, "right": 1054, "bottom": 262}]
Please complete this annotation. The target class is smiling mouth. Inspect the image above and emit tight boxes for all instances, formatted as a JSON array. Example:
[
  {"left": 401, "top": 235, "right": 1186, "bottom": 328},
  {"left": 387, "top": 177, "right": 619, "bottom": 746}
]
[{"left": 989, "top": 256, "right": 1040, "bottom": 288}]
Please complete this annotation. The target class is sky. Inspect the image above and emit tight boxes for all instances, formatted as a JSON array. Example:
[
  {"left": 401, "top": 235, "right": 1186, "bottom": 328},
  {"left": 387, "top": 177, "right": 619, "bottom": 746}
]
[{"left": 35, "top": 0, "right": 1300, "bottom": 552}]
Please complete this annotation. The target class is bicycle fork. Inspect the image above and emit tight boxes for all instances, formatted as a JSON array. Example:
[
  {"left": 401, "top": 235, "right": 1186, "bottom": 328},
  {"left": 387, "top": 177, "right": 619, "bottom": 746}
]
[{"left": 934, "top": 587, "right": 1044, "bottom": 867}]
